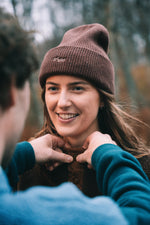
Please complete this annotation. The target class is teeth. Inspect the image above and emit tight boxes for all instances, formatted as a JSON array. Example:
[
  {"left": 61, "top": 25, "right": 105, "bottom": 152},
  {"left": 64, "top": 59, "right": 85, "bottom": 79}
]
[{"left": 58, "top": 113, "right": 78, "bottom": 120}]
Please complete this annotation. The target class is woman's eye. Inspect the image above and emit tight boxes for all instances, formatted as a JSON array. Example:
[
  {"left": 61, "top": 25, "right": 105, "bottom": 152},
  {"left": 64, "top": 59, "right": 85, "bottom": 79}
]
[
  {"left": 47, "top": 86, "right": 58, "bottom": 91},
  {"left": 73, "top": 86, "right": 84, "bottom": 91}
]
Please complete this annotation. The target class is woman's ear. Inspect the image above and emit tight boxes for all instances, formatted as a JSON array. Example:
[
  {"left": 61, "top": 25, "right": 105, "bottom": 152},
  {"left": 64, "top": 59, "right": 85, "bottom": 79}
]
[
  {"left": 99, "top": 100, "right": 104, "bottom": 109},
  {"left": 99, "top": 94, "right": 104, "bottom": 109},
  {"left": 99, "top": 91, "right": 105, "bottom": 109}
]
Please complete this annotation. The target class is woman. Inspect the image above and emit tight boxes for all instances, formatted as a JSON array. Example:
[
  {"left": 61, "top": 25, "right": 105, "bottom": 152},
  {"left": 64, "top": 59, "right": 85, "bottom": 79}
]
[{"left": 19, "top": 23, "right": 150, "bottom": 196}]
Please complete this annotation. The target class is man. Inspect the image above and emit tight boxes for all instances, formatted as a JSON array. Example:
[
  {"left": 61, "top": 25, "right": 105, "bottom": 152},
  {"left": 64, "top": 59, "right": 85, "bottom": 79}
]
[{"left": 0, "top": 7, "right": 150, "bottom": 225}]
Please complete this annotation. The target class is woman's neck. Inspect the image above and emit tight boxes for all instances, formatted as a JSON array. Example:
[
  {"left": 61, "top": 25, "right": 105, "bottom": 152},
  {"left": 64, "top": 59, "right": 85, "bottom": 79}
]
[
  {"left": 63, "top": 136, "right": 84, "bottom": 149},
  {"left": 62, "top": 123, "right": 100, "bottom": 150}
]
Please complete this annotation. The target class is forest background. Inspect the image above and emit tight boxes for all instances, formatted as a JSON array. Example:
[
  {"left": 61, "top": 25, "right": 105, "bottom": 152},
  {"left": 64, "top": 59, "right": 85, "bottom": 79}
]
[{"left": 1, "top": 0, "right": 150, "bottom": 145}]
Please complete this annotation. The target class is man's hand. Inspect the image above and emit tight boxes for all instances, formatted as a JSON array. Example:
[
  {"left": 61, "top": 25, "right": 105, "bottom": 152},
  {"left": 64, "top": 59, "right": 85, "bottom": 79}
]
[
  {"left": 29, "top": 134, "right": 73, "bottom": 170},
  {"left": 76, "top": 131, "right": 116, "bottom": 168}
]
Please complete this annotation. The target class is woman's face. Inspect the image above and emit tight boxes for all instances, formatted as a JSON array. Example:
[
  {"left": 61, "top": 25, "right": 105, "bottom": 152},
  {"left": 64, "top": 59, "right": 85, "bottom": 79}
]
[{"left": 45, "top": 75, "right": 101, "bottom": 146}]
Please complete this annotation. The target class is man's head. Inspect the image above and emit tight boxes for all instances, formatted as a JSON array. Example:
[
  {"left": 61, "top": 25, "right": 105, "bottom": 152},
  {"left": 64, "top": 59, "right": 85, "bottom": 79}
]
[
  {"left": 0, "top": 8, "right": 38, "bottom": 110},
  {"left": 0, "top": 8, "right": 38, "bottom": 168}
]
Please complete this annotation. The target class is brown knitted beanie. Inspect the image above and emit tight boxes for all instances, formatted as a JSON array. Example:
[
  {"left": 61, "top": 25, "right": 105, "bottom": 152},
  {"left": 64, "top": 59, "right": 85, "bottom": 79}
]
[{"left": 39, "top": 23, "right": 115, "bottom": 94}]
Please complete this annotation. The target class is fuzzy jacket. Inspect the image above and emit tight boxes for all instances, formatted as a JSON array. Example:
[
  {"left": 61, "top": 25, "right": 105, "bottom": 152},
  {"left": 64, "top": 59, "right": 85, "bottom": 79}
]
[
  {"left": 18, "top": 146, "right": 100, "bottom": 197},
  {"left": 5, "top": 142, "right": 150, "bottom": 224}
]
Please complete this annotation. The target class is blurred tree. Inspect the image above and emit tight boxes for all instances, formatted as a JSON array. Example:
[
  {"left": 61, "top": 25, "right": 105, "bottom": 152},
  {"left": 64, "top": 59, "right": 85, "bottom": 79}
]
[
  {"left": 10, "top": 0, "right": 34, "bottom": 29},
  {"left": 11, "top": 0, "right": 18, "bottom": 16}
]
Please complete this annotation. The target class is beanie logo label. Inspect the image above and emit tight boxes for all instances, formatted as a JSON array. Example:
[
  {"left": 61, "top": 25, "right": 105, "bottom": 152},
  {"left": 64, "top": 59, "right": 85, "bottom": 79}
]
[{"left": 53, "top": 57, "right": 66, "bottom": 63}]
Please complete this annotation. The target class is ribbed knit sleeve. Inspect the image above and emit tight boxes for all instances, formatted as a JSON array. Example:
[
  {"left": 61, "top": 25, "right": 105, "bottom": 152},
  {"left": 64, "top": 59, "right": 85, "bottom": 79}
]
[
  {"left": 5, "top": 141, "right": 35, "bottom": 189},
  {"left": 92, "top": 144, "right": 150, "bottom": 224},
  {"left": 13, "top": 142, "right": 35, "bottom": 174}
]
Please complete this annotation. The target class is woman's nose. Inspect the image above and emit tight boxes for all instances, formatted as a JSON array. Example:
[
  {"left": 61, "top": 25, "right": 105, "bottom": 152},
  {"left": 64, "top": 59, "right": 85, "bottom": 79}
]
[{"left": 57, "top": 91, "right": 72, "bottom": 108}]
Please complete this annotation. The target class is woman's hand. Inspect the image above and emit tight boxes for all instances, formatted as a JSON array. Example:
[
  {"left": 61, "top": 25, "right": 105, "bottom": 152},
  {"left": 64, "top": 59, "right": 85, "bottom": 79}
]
[
  {"left": 29, "top": 134, "right": 73, "bottom": 170},
  {"left": 76, "top": 131, "right": 116, "bottom": 168}
]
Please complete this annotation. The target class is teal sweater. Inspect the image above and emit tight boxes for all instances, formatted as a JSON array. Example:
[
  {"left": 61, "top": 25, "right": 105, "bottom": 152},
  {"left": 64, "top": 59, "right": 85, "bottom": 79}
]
[
  {"left": 92, "top": 144, "right": 150, "bottom": 224},
  {"left": 4, "top": 142, "right": 150, "bottom": 224},
  {"left": 5, "top": 142, "right": 35, "bottom": 188}
]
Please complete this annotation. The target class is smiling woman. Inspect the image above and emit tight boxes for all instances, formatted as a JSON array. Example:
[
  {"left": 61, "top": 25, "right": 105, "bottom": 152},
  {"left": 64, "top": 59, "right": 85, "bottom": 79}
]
[
  {"left": 45, "top": 75, "right": 100, "bottom": 147},
  {"left": 18, "top": 23, "right": 150, "bottom": 196}
]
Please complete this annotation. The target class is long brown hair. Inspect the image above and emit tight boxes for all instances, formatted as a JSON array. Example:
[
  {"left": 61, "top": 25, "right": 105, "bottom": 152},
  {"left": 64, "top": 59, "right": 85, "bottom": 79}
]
[
  {"left": 98, "top": 90, "right": 150, "bottom": 157},
  {"left": 35, "top": 86, "right": 150, "bottom": 158}
]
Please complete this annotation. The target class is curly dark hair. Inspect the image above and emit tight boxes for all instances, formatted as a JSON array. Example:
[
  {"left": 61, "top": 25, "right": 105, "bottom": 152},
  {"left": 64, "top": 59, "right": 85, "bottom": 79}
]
[{"left": 0, "top": 7, "right": 39, "bottom": 109}]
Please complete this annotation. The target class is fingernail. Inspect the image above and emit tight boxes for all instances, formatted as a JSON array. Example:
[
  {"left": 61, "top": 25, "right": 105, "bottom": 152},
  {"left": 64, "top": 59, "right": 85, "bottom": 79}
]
[
  {"left": 67, "top": 156, "right": 73, "bottom": 162},
  {"left": 76, "top": 156, "right": 80, "bottom": 162}
]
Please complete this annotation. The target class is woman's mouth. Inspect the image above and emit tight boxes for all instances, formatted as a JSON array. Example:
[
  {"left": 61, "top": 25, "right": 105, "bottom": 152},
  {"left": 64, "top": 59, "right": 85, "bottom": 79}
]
[{"left": 56, "top": 113, "right": 79, "bottom": 120}]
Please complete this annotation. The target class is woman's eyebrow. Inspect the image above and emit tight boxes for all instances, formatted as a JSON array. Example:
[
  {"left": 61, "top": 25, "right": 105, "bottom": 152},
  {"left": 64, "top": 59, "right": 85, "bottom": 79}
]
[
  {"left": 46, "top": 81, "right": 89, "bottom": 85},
  {"left": 46, "top": 82, "right": 59, "bottom": 85},
  {"left": 69, "top": 81, "right": 89, "bottom": 86}
]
